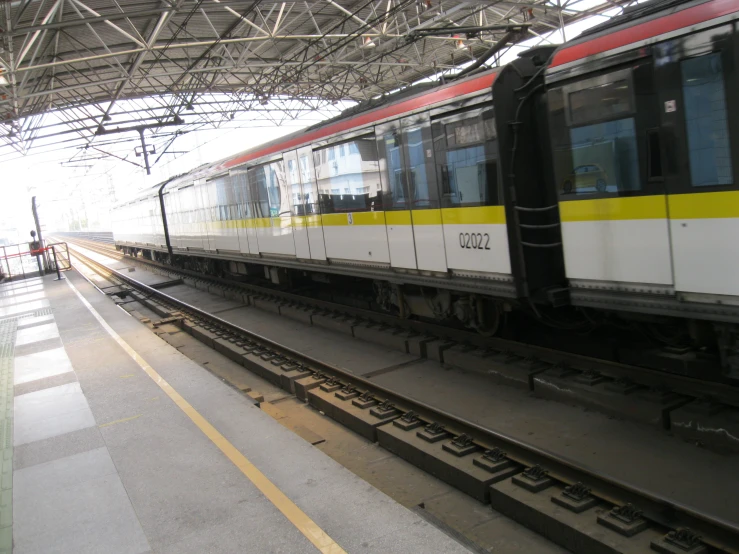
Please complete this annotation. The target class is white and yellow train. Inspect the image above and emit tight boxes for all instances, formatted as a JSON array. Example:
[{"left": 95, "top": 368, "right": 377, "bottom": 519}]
[{"left": 113, "top": 0, "right": 739, "bottom": 374}]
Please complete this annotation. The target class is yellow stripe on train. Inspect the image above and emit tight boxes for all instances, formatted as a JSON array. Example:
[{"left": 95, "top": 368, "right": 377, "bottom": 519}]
[
  {"left": 559, "top": 196, "right": 668, "bottom": 222},
  {"left": 209, "top": 205, "right": 508, "bottom": 229},
  {"left": 668, "top": 191, "right": 739, "bottom": 219},
  {"left": 441, "top": 206, "right": 506, "bottom": 225},
  {"left": 560, "top": 192, "right": 739, "bottom": 222}
]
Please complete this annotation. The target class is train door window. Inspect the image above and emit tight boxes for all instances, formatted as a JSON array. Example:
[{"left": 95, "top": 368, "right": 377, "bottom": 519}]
[
  {"left": 222, "top": 175, "right": 237, "bottom": 220},
  {"left": 268, "top": 166, "right": 282, "bottom": 216},
  {"left": 212, "top": 175, "right": 229, "bottom": 221},
  {"left": 403, "top": 121, "right": 439, "bottom": 209},
  {"left": 285, "top": 156, "right": 307, "bottom": 216},
  {"left": 248, "top": 161, "right": 284, "bottom": 217},
  {"left": 298, "top": 151, "right": 319, "bottom": 215},
  {"left": 313, "top": 135, "right": 382, "bottom": 214},
  {"left": 376, "top": 128, "right": 409, "bottom": 210},
  {"left": 551, "top": 69, "right": 641, "bottom": 196},
  {"left": 680, "top": 53, "right": 733, "bottom": 187},
  {"left": 431, "top": 108, "right": 500, "bottom": 207},
  {"left": 230, "top": 168, "right": 251, "bottom": 219}
]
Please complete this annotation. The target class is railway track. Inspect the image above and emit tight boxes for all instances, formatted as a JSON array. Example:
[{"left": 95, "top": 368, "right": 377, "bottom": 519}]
[
  {"left": 58, "top": 235, "right": 739, "bottom": 407},
  {"left": 64, "top": 236, "right": 739, "bottom": 554}
]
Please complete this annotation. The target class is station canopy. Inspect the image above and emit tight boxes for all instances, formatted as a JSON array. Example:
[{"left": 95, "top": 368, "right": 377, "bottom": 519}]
[{"left": 1, "top": 0, "right": 637, "bottom": 162}]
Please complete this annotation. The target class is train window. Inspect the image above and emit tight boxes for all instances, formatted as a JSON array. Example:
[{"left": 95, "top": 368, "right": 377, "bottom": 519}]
[
  {"left": 380, "top": 130, "right": 408, "bottom": 209},
  {"left": 569, "top": 80, "right": 632, "bottom": 126},
  {"left": 566, "top": 118, "right": 640, "bottom": 194},
  {"left": 212, "top": 175, "right": 233, "bottom": 221},
  {"left": 248, "top": 161, "right": 285, "bottom": 218},
  {"left": 431, "top": 109, "right": 500, "bottom": 207},
  {"left": 680, "top": 53, "right": 733, "bottom": 187},
  {"left": 298, "top": 152, "right": 319, "bottom": 216},
  {"left": 404, "top": 123, "right": 439, "bottom": 209},
  {"left": 286, "top": 158, "right": 304, "bottom": 217},
  {"left": 230, "top": 169, "right": 251, "bottom": 219},
  {"left": 552, "top": 70, "right": 640, "bottom": 196},
  {"left": 313, "top": 136, "right": 383, "bottom": 214}
]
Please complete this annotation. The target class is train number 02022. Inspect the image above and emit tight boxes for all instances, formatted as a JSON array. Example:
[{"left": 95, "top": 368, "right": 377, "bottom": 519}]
[{"left": 459, "top": 232, "right": 490, "bottom": 250}]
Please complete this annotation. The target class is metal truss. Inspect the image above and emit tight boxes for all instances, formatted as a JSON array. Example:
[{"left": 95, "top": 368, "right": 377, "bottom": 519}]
[{"left": 0, "top": 0, "right": 639, "bottom": 164}]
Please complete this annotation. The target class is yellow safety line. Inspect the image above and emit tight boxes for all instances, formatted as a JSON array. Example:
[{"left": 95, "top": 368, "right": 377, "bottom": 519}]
[{"left": 65, "top": 276, "right": 346, "bottom": 554}]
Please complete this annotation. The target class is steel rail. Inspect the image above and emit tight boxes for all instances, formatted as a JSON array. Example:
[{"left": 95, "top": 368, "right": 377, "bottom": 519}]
[{"left": 69, "top": 239, "right": 739, "bottom": 553}]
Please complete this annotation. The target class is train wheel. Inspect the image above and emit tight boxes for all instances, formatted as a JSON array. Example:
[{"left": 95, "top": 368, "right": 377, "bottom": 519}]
[{"left": 476, "top": 299, "right": 502, "bottom": 337}]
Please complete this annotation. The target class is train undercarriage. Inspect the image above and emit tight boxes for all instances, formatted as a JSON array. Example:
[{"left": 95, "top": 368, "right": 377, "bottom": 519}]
[{"left": 118, "top": 244, "right": 738, "bottom": 381}]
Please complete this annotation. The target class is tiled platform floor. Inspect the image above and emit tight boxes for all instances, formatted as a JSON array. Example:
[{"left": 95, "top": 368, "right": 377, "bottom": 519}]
[{"left": 1, "top": 273, "right": 472, "bottom": 554}]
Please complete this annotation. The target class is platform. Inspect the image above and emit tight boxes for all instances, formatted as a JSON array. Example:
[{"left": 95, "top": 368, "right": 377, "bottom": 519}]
[{"left": 0, "top": 272, "right": 472, "bottom": 554}]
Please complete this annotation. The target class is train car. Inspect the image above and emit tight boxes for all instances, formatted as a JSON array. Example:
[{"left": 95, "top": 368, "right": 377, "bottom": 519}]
[
  {"left": 111, "top": 184, "right": 166, "bottom": 249},
  {"left": 544, "top": 0, "right": 739, "bottom": 372},
  {"left": 114, "top": 63, "right": 563, "bottom": 334},
  {"left": 112, "top": 0, "right": 739, "bottom": 374}
]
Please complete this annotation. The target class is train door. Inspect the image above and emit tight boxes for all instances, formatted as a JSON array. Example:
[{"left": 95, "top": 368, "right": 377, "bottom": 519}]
[
  {"left": 230, "top": 168, "right": 253, "bottom": 255},
  {"left": 226, "top": 174, "right": 241, "bottom": 252},
  {"left": 654, "top": 25, "right": 739, "bottom": 297},
  {"left": 179, "top": 185, "right": 196, "bottom": 249},
  {"left": 550, "top": 61, "right": 672, "bottom": 289},
  {"left": 201, "top": 179, "right": 216, "bottom": 251},
  {"left": 247, "top": 159, "right": 296, "bottom": 256},
  {"left": 401, "top": 113, "right": 447, "bottom": 272},
  {"left": 376, "top": 120, "right": 417, "bottom": 269},
  {"left": 432, "top": 107, "right": 510, "bottom": 275},
  {"left": 241, "top": 167, "right": 261, "bottom": 254},
  {"left": 313, "top": 135, "right": 389, "bottom": 264},
  {"left": 196, "top": 181, "right": 215, "bottom": 251},
  {"left": 284, "top": 150, "right": 310, "bottom": 258},
  {"left": 297, "top": 145, "right": 327, "bottom": 260}
]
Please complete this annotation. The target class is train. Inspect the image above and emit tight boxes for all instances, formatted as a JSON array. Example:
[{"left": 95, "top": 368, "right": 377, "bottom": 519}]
[{"left": 112, "top": 0, "right": 739, "bottom": 377}]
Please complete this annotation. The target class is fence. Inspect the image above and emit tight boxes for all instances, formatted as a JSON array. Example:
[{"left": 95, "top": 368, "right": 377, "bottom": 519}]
[{"left": 0, "top": 240, "right": 71, "bottom": 282}]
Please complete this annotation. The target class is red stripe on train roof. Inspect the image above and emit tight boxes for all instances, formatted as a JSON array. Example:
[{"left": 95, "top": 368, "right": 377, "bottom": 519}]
[
  {"left": 550, "top": 0, "right": 739, "bottom": 68},
  {"left": 221, "top": 71, "right": 498, "bottom": 170}
]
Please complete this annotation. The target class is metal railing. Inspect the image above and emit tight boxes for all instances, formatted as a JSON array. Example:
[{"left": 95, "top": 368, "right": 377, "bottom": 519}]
[{"left": 0, "top": 240, "right": 71, "bottom": 282}]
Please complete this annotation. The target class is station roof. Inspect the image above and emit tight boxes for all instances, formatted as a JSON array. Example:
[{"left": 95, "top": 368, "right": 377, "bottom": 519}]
[{"left": 1, "top": 0, "right": 637, "bottom": 160}]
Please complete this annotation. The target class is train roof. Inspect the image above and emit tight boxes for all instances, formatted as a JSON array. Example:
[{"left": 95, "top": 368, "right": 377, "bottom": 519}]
[
  {"left": 579, "top": 0, "right": 696, "bottom": 38},
  {"left": 549, "top": 0, "right": 739, "bottom": 70}
]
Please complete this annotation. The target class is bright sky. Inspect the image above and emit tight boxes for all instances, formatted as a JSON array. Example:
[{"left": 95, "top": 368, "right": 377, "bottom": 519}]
[{"left": 0, "top": 0, "right": 634, "bottom": 242}]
